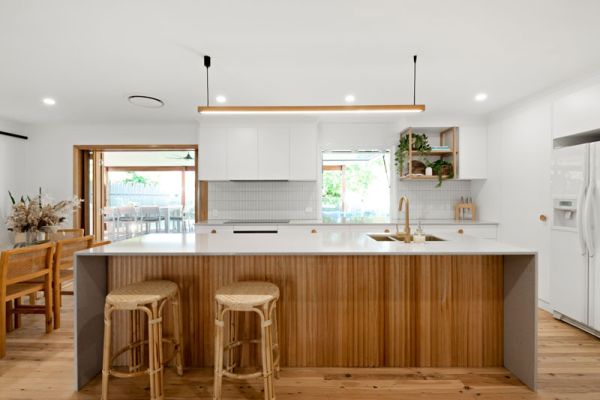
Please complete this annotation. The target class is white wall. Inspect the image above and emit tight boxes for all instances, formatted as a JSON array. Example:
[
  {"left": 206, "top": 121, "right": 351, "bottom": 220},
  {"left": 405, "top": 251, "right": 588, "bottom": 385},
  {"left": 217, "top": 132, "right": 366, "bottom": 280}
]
[
  {"left": 476, "top": 71, "right": 600, "bottom": 306},
  {"left": 479, "top": 102, "right": 553, "bottom": 303},
  {"left": 0, "top": 118, "right": 28, "bottom": 243},
  {"left": 22, "top": 123, "right": 197, "bottom": 203}
]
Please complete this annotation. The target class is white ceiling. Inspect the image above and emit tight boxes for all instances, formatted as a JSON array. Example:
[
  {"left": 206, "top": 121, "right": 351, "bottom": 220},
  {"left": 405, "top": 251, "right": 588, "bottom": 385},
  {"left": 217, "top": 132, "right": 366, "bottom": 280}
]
[{"left": 1, "top": 0, "right": 600, "bottom": 124}]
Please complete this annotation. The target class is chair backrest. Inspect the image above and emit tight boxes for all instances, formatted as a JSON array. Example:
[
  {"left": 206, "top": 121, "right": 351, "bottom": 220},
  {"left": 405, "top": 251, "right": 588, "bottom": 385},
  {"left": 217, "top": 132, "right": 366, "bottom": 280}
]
[
  {"left": 170, "top": 206, "right": 183, "bottom": 218},
  {"left": 184, "top": 207, "right": 195, "bottom": 223},
  {"left": 54, "top": 235, "right": 95, "bottom": 271},
  {"left": 102, "top": 207, "right": 118, "bottom": 219},
  {"left": 140, "top": 206, "right": 160, "bottom": 218},
  {"left": 0, "top": 242, "right": 54, "bottom": 286},
  {"left": 90, "top": 240, "right": 111, "bottom": 249},
  {"left": 47, "top": 228, "right": 85, "bottom": 242},
  {"left": 118, "top": 206, "right": 137, "bottom": 219}
]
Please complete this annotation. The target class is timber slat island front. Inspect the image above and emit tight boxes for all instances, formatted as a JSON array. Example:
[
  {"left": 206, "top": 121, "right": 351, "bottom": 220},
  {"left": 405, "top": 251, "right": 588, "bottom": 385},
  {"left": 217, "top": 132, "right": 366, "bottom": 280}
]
[{"left": 74, "top": 232, "right": 537, "bottom": 391}]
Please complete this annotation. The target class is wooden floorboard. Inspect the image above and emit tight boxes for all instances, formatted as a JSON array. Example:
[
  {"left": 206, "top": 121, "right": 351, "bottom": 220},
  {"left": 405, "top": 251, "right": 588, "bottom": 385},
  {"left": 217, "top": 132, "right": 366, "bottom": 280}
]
[{"left": 1, "top": 297, "right": 599, "bottom": 399}]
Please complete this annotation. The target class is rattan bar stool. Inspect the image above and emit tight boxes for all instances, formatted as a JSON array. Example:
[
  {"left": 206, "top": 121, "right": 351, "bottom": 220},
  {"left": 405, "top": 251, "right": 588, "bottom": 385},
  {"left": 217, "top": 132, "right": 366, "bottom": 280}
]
[
  {"left": 213, "top": 281, "right": 280, "bottom": 400},
  {"left": 101, "top": 280, "right": 184, "bottom": 400}
]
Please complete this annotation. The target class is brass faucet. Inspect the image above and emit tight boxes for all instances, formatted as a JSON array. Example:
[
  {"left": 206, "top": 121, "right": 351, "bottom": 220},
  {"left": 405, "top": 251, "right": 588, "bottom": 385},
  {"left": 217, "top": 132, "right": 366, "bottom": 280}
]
[{"left": 398, "top": 196, "right": 411, "bottom": 243}]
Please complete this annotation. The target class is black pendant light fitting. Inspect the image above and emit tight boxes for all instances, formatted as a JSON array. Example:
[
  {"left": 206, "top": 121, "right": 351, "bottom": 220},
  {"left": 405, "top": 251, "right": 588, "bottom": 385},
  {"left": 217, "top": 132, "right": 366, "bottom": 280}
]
[
  {"left": 204, "top": 55, "right": 211, "bottom": 107},
  {"left": 413, "top": 55, "right": 417, "bottom": 106}
]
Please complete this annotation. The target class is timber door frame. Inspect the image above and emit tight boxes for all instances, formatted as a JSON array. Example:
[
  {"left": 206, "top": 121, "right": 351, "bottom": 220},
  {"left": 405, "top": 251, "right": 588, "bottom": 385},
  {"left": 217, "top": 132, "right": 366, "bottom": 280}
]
[{"left": 73, "top": 144, "right": 200, "bottom": 239}]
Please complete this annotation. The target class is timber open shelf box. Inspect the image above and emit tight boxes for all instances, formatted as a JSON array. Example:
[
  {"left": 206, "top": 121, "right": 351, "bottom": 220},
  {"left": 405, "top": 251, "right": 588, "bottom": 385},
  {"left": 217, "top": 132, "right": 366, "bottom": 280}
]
[{"left": 398, "top": 126, "right": 458, "bottom": 181}]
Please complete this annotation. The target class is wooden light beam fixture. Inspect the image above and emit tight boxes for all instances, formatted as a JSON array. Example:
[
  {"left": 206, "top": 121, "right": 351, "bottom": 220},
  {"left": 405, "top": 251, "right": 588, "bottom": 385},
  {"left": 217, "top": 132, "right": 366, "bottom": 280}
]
[{"left": 197, "top": 55, "right": 425, "bottom": 115}]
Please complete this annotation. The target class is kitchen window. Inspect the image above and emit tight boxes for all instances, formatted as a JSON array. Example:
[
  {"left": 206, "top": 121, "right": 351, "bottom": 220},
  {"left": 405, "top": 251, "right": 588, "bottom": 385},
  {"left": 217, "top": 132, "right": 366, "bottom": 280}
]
[{"left": 321, "top": 150, "right": 391, "bottom": 223}]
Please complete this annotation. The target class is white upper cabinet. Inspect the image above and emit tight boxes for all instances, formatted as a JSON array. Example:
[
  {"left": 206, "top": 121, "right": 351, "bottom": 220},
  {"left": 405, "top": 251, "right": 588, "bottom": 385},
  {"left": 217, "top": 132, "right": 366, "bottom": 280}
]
[
  {"left": 553, "top": 83, "right": 600, "bottom": 139},
  {"left": 198, "top": 126, "right": 228, "bottom": 180},
  {"left": 198, "top": 124, "right": 318, "bottom": 181},
  {"left": 458, "top": 126, "right": 487, "bottom": 179},
  {"left": 258, "top": 127, "right": 290, "bottom": 180},
  {"left": 227, "top": 127, "right": 258, "bottom": 180},
  {"left": 290, "top": 125, "right": 318, "bottom": 180}
]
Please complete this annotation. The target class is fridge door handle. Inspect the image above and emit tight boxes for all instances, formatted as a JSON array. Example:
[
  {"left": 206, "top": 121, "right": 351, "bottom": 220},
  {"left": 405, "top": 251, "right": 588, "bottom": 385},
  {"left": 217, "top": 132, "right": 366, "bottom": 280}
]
[
  {"left": 578, "top": 185, "right": 588, "bottom": 255},
  {"left": 584, "top": 184, "right": 595, "bottom": 257},
  {"left": 585, "top": 144, "right": 596, "bottom": 258}
]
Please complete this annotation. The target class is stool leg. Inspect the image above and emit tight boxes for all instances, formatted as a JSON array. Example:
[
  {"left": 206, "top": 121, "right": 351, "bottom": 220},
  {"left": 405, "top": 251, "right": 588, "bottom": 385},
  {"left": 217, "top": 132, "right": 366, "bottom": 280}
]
[
  {"left": 128, "top": 310, "right": 143, "bottom": 373},
  {"left": 213, "top": 303, "right": 225, "bottom": 400},
  {"left": 148, "top": 302, "right": 163, "bottom": 400},
  {"left": 259, "top": 305, "right": 275, "bottom": 400},
  {"left": 157, "top": 302, "right": 165, "bottom": 397},
  {"left": 270, "top": 302, "right": 280, "bottom": 379},
  {"left": 226, "top": 310, "right": 236, "bottom": 373},
  {"left": 172, "top": 291, "right": 184, "bottom": 376},
  {"left": 144, "top": 305, "right": 156, "bottom": 400},
  {"left": 101, "top": 304, "right": 113, "bottom": 400}
]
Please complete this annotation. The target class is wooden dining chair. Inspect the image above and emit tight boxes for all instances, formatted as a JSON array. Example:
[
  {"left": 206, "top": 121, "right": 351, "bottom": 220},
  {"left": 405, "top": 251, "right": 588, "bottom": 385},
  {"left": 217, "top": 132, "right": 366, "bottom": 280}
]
[
  {"left": 90, "top": 241, "right": 112, "bottom": 248},
  {"left": 0, "top": 242, "right": 54, "bottom": 358},
  {"left": 46, "top": 228, "right": 85, "bottom": 242},
  {"left": 50, "top": 235, "right": 94, "bottom": 329}
]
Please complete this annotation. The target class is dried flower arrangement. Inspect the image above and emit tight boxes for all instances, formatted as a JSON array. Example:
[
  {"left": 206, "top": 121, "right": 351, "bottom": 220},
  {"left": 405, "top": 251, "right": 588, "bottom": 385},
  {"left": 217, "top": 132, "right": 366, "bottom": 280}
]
[{"left": 6, "top": 188, "right": 81, "bottom": 233}]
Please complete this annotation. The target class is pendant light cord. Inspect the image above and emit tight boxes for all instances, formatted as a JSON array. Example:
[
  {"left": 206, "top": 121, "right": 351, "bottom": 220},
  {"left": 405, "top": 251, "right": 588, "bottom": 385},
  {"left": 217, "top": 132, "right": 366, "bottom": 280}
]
[
  {"left": 206, "top": 67, "right": 210, "bottom": 107},
  {"left": 204, "top": 55, "right": 211, "bottom": 107},
  {"left": 413, "top": 55, "right": 417, "bottom": 105}
]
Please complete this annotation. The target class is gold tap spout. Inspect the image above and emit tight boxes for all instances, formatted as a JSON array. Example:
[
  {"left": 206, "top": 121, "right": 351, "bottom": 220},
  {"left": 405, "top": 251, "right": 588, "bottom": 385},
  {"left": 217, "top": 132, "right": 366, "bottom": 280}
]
[{"left": 398, "top": 196, "right": 411, "bottom": 243}]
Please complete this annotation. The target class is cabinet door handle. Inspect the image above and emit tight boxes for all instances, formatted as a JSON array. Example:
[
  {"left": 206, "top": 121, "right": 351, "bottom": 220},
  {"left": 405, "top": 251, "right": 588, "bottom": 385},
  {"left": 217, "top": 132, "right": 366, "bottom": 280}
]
[
  {"left": 211, "top": 229, "right": 217, "bottom": 234},
  {"left": 457, "top": 228, "right": 464, "bottom": 234},
  {"left": 539, "top": 214, "right": 547, "bottom": 222},
  {"left": 311, "top": 229, "right": 317, "bottom": 234}
]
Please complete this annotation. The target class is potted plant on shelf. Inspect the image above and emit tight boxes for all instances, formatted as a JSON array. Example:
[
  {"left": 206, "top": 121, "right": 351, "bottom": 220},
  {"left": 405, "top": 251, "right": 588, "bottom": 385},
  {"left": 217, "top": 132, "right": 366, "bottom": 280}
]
[
  {"left": 6, "top": 189, "right": 80, "bottom": 245},
  {"left": 425, "top": 159, "right": 454, "bottom": 187},
  {"left": 394, "top": 133, "right": 431, "bottom": 175}
]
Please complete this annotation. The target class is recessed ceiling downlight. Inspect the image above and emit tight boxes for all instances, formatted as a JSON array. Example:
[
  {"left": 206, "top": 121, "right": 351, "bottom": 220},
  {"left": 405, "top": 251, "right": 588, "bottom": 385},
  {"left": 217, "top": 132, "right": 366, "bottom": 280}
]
[
  {"left": 42, "top": 97, "right": 56, "bottom": 106},
  {"left": 475, "top": 93, "right": 488, "bottom": 102},
  {"left": 128, "top": 95, "right": 164, "bottom": 108}
]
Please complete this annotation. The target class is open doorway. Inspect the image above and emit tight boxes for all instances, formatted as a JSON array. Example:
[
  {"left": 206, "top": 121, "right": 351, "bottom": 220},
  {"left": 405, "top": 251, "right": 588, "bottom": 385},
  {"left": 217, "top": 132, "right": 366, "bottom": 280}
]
[{"left": 73, "top": 145, "right": 200, "bottom": 241}]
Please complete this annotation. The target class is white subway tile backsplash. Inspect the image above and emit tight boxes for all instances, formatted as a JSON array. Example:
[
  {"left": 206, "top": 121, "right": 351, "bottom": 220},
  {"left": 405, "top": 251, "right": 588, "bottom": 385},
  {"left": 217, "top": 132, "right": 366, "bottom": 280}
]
[
  {"left": 209, "top": 179, "right": 471, "bottom": 221},
  {"left": 208, "top": 181, "right": 319, "bottom": 220},
  {"left": 397, "top": 180, "right": 472, "bottom": 220}
]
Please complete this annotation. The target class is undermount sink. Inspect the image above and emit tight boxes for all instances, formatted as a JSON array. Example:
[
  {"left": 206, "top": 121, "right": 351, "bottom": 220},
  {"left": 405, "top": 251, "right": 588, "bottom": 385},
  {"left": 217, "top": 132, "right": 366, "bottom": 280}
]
[{"left": 368, "top": 233, "right": 445, "bottom": 242}]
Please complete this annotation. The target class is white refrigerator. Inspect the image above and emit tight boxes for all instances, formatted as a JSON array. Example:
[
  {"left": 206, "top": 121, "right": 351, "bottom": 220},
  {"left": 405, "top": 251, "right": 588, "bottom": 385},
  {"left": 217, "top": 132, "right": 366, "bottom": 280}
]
[{"left": 551, "top": 141, "right": 600, "bottom": 333}]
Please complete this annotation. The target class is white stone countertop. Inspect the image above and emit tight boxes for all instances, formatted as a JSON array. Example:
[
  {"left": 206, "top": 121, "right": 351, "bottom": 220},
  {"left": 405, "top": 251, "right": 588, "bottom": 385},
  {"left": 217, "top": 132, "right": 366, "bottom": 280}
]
[
  {"left": 77, "top": 231, "right": 533, "bottom": 257},
  {"left": 195, "top": 219, "right": 499, "bottom": 226}
]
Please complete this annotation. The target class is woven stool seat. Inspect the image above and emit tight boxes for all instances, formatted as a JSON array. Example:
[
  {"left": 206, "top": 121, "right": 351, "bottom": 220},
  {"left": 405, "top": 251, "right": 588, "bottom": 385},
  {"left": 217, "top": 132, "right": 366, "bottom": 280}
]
[
  {"left": 215, "top": 281, "right": 280, "bottom": 308},
  {"left": 106, "top": 280, "right": 178, "bottom": 310}
]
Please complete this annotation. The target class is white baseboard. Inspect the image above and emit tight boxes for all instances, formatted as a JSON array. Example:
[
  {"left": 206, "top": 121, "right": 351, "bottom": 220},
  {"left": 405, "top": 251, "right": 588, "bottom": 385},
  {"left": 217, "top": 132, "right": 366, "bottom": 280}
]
[
  {"left": 538, "top": 298, "right": 552, "bottom": 312},
  {"left": 552, "top": 311, "right": 600, "bottom": 339}
]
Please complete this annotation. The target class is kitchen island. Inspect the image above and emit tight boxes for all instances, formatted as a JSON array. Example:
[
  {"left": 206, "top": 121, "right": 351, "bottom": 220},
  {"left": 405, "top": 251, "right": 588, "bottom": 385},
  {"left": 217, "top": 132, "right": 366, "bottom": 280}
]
[{"left": 74, "top": 231, "right": 537, "bottom": 391}]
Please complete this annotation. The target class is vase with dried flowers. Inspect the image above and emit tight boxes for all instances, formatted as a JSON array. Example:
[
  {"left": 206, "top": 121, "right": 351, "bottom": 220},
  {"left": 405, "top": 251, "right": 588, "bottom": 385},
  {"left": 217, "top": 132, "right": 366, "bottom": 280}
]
[{"left": 6, "top": 188, "right": 80, "bottom": 244}]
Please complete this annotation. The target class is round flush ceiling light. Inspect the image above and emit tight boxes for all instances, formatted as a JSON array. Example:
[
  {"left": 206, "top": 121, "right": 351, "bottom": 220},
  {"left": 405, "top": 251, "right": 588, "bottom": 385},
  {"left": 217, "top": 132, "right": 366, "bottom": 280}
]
[
  {"left": 42, "top": 97, "right": 56, "bottom": 106},
  {"left": 474, "top": 93, "right": 488, "bottom": 102},
  {"left": 128, "top": 95, "right": 164, "bottom": 108},
  {"left": 216, "top": 95, "right": 227, "bottom": 103},
  {"left": 345, "top": 94, "right": 356, "bottom": 103}
]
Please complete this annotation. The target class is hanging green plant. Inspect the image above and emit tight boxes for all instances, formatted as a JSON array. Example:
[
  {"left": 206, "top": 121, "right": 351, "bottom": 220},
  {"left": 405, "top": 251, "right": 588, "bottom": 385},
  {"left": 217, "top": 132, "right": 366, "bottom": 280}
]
[
  {"left": 425, "top": 159, "right": 454, "bottom": 187},
  {"left": 394, "top": 133, "right": 431, "bottom": 175}
]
